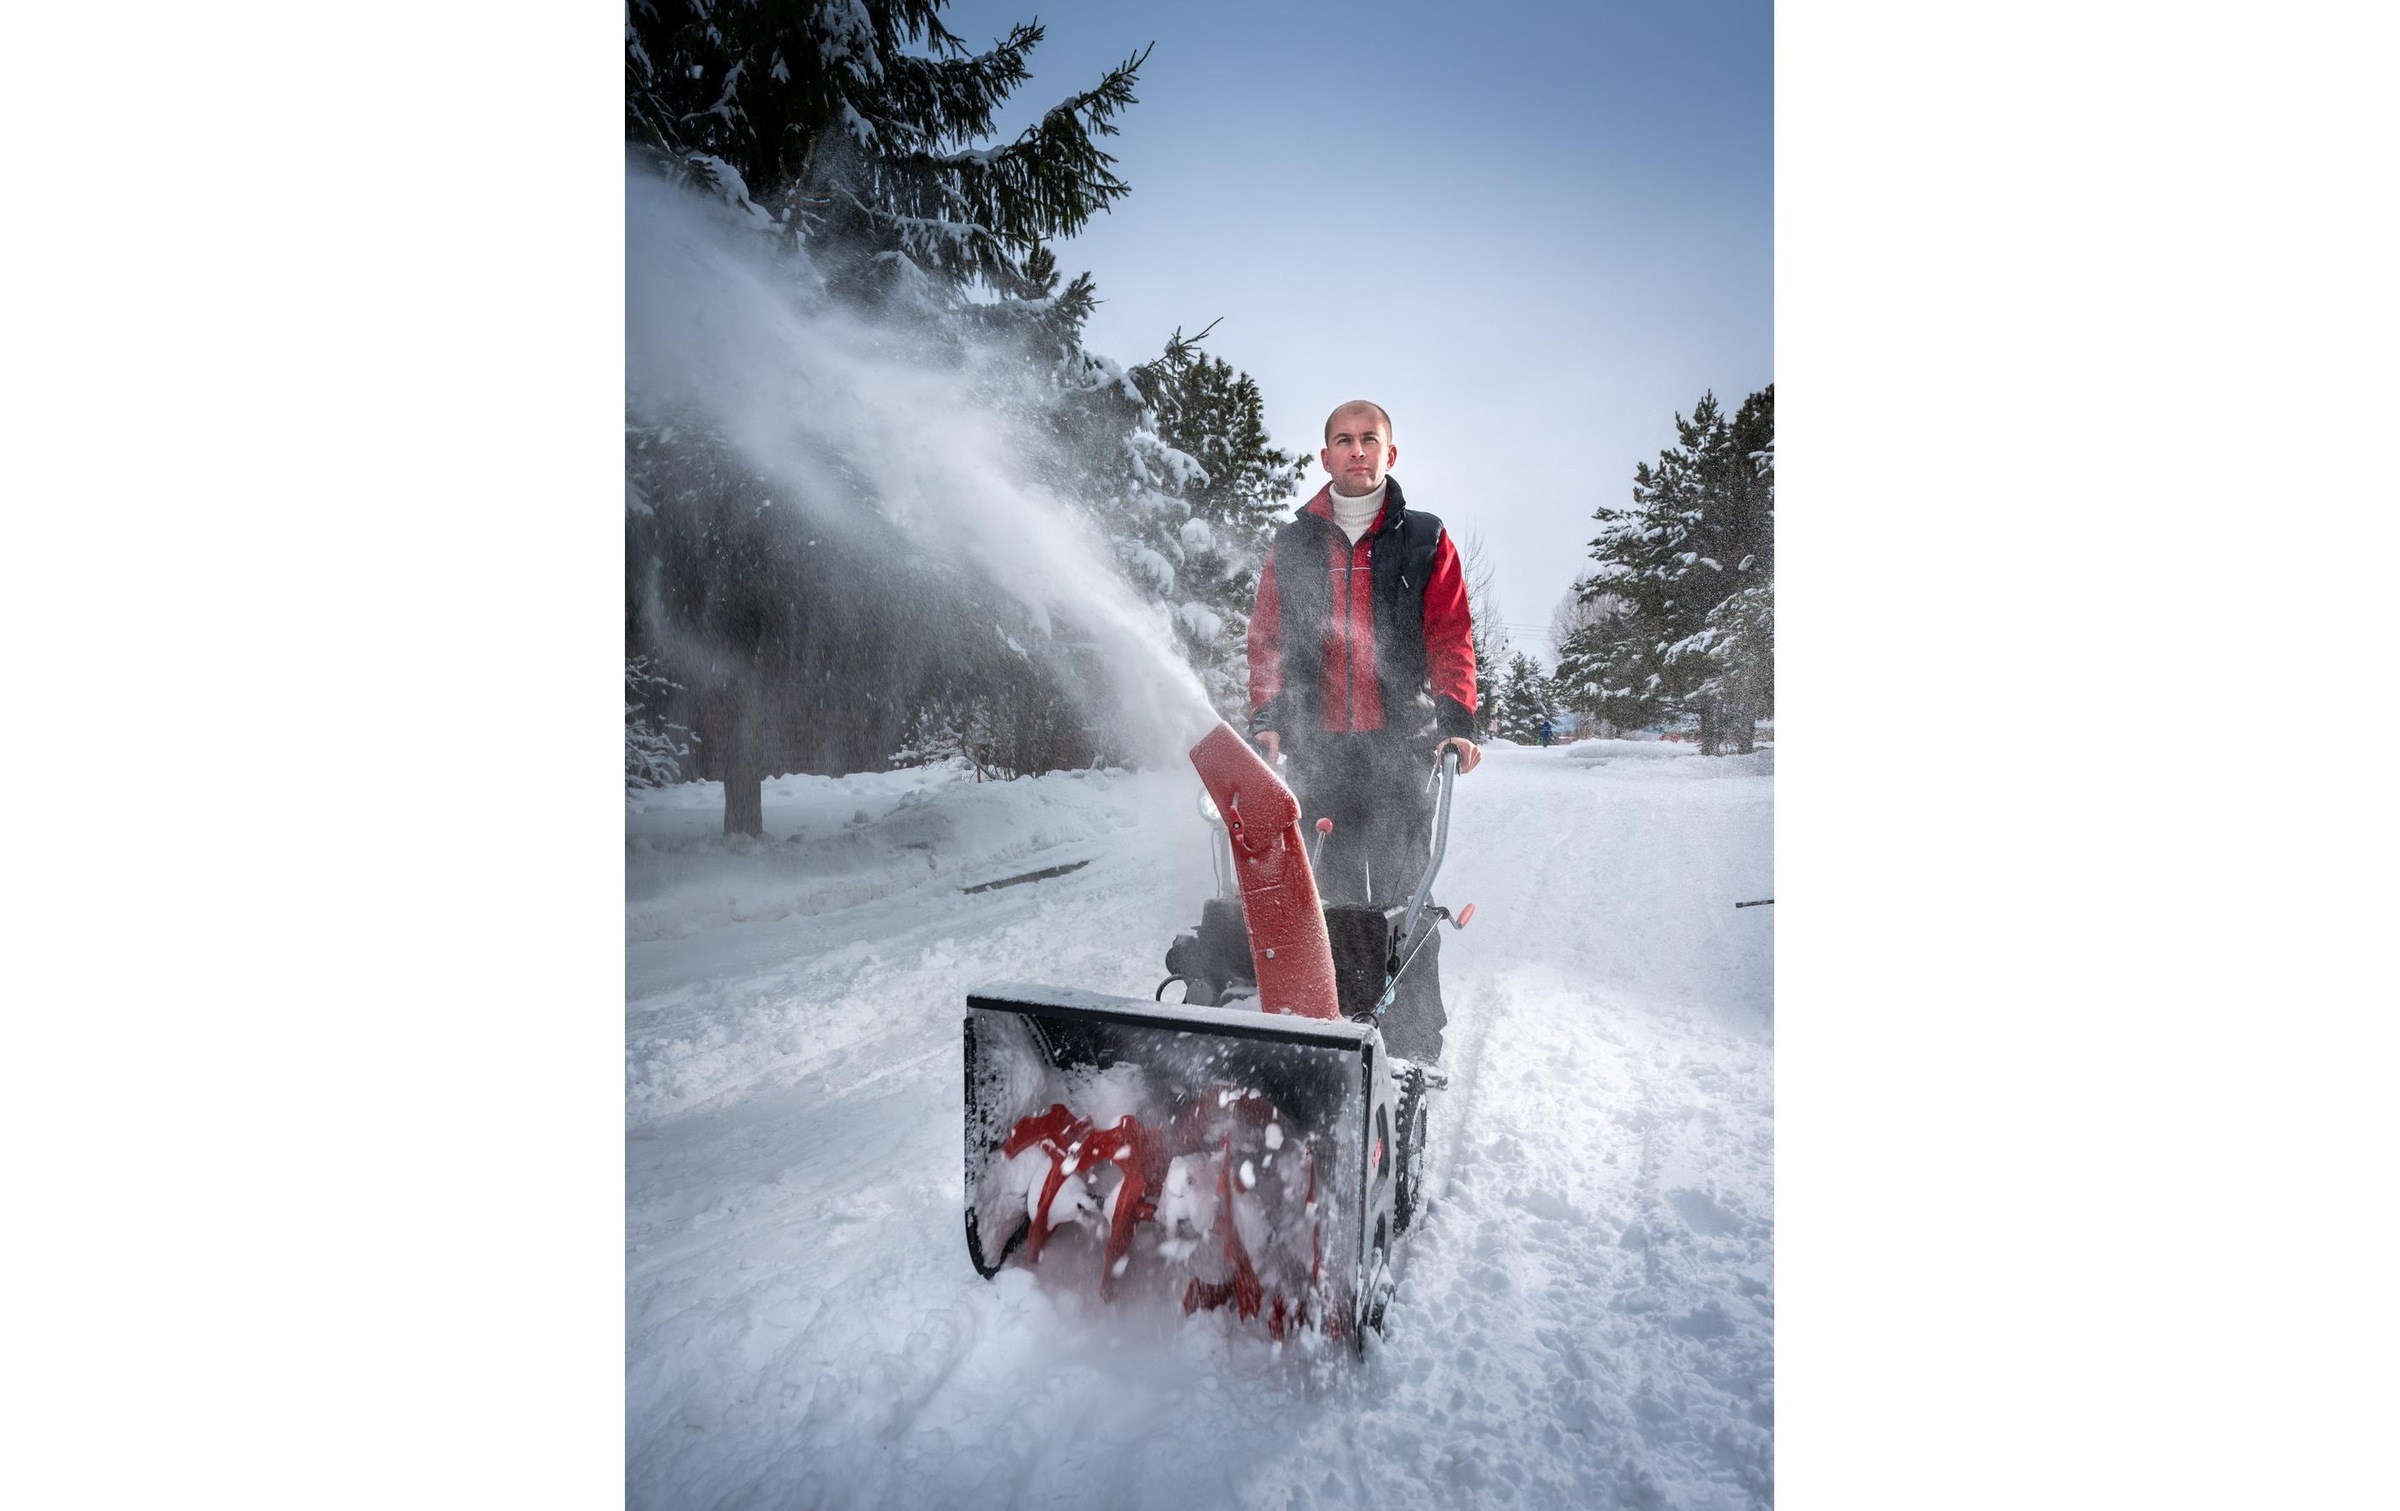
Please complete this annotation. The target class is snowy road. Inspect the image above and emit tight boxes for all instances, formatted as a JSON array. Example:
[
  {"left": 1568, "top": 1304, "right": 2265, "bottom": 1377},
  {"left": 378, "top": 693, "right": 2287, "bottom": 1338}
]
[{"left": 627, "top": 741, "right": 1773, "bottom": 1510}]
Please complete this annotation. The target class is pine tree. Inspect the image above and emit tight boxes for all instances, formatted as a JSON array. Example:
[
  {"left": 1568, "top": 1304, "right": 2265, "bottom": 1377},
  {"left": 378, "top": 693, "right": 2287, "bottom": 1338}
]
[
  {"left": 1666, "top": 408, "right": 1772, "bottom": 752},
  {"left": 1657, "top": 387, "right": 1772, "bottom": 752},
  {"left": 1686, "top": 577, "right": 1772, "bottom": 753},
  {"left": 627, "top": 2, "right": 1147, "bottom": 297},
  {"left": 1547, "top": 576, "right": 1622, "bottom": 736},
  {"left": 1555, "top": 386, "right": 1773, "bottom": 753},
  {"left": 625, "top": 658, "right": 696, "bottom": 791},
  {"left": 1130, "top": 323, "right": 1303, "bottom": 722},
  {"left": 1491, "top": 652, "right": 1557, "bottom": 744}
]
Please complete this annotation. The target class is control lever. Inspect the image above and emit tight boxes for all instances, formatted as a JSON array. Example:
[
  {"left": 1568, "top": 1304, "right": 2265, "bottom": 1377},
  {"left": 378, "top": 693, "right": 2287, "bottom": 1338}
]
[
  {"left": 1373, "top": 900, "right": 1478, "bottom": 1018},
  {"left": 1310, "top": 816, "right": 1332, "bottom": 871}
]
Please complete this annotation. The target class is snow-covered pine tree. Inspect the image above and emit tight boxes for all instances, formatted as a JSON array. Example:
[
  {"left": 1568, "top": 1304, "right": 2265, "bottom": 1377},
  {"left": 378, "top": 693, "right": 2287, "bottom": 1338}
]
[
  {"left": 1682, "top": 577, "right": 1772, "bottom": 753},
  {"left": 626, "top": 657, "right": 697, "bottom": 790},
  {"left": 1657, "top": 387, "right": 1772, "bottom": 752},
  {"left": 1130, "top": 324, "right": 1303, "bottom": 723},
  {"left": 1547, "top": 576, "right": 1622, "bottom": 737},
  {"left": 889, "top": 703, "right": 970, "bottom": 773},
  {"left": 1491, "top": 652, "right": 1558, "bottom": 744},
  {"left": 627, "top": 3, "right": 1146, "bottom": 297},
  {"left": 1469, "top": 653, "right": 1503, "bottom": 740},
  {"left": 1554, "top": 386, "right": 1773, "bottom": 753}
]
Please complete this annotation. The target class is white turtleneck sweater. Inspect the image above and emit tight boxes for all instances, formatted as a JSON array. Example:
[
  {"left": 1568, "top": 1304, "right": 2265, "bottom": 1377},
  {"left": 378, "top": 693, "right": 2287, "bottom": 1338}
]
[{"left": 1329, "top": 480, "right": 1387, "bottom": 543}]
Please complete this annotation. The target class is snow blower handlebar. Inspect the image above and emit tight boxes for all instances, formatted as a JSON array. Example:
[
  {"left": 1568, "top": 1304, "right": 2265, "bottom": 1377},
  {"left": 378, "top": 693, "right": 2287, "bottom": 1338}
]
[
  {"left": 1398, "top": 749, "right": 1460, "bottom": 952},
  {"left": 1372, "top": 749, "right": 1468, "bottom": 1021}
]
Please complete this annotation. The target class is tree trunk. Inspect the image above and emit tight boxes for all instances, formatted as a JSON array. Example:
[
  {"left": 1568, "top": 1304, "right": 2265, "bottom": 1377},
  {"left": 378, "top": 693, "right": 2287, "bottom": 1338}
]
[
  {"left": 1698, "top": 697, "right": 1721, "bottom": 757},
  {"left": 723, "top": 753, "right": 765, "bottom": 836},
  {"left": 721, "top": 712, "right": 766, "bottom": 837},
  {"left": 1732, "top": 700, "right": 1755, "bottom": 754}
]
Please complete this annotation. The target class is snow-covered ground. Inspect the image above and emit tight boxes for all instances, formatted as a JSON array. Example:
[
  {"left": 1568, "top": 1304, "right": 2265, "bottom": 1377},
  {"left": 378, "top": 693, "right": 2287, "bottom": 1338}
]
[{"left": 628, "top": 738, "right": 1774, "bottom": 1509}]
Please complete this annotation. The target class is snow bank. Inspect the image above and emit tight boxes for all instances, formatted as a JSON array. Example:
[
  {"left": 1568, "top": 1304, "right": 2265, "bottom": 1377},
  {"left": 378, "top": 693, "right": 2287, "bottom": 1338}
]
[{"left": 1563, "top": 739, "right": 1776, "bottom": 779}]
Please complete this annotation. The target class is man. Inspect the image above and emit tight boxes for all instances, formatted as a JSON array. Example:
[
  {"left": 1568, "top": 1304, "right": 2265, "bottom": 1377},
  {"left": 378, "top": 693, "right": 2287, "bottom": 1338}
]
[{"left": 1246, "top": 400, "right": 1479, "bottom": 1063}]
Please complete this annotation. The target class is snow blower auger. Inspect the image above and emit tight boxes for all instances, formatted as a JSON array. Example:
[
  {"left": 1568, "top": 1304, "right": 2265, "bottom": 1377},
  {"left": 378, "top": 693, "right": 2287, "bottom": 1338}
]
[{"left": 963, "top": 722, "right": 1471, "bottom": 1347}]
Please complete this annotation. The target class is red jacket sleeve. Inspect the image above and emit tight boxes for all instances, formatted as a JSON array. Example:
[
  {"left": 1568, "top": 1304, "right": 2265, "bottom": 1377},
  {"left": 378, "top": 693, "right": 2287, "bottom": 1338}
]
[
  {"left": 1421, "top": 529, "right": 1477, "bottom": 719},
  {"left": 1246, "top": 547, "right": 1283, "bottom": 720}
]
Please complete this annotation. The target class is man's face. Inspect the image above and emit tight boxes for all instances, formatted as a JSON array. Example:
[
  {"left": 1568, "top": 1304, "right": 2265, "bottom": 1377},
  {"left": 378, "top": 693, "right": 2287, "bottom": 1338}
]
[{"left": 1322, "top": 408, "right": 1397, "bottom": 497}]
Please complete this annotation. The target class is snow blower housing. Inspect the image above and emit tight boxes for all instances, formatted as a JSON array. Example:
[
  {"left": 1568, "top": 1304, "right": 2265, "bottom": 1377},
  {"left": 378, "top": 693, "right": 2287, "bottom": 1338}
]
[{"left": 961, "top": 723, "right": 1466, "bottom": 1343}]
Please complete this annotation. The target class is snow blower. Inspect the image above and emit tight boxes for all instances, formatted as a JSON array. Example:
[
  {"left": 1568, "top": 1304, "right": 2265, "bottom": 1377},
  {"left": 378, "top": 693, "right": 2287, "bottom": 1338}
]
[{"left": 962, "top": 722, "right": 1470, "bottom": 1345}]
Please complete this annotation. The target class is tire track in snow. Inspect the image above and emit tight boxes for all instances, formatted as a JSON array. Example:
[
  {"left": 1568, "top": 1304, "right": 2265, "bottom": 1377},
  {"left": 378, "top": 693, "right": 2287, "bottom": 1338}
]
[
  {"left": 1207, "top": 748, "right": 1771, "bottom": 1510},
  {"left": 1396, "top": 743, "right": 1590, "bottom": 1258}
]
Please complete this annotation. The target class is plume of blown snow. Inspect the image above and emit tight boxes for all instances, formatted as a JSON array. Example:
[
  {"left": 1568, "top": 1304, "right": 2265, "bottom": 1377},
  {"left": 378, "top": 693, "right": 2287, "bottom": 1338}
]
[{"left": 625, "top": 159, "right": 1220, "bottom": 763}]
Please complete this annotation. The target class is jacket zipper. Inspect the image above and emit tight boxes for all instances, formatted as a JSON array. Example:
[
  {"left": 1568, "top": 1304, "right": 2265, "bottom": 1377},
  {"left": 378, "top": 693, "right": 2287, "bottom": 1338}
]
[
  {"left": 1342, "top": 544, "right": 1352, "bottom": 730},
  {"left": 1322, "top": 508, "right": 1388, "bottom": 732},
  {"left": 1342, "top": 532, "right": 1369, "bottom": 730}
]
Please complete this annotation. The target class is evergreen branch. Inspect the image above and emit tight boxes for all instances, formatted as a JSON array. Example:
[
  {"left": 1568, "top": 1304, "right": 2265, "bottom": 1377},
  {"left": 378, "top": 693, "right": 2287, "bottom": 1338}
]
[
  {"left": 871, "top": 21, "right": 1042, "bottom": 149},
  {"left": 1132, "top": 318, "right": 1223, "bottom": 379}
]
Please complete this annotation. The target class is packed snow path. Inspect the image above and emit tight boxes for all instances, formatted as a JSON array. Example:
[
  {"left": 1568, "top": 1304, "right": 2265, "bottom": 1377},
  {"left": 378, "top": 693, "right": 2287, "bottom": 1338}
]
[{"left": 628, "top": 741, "right": 1773, "bottom": 1510}]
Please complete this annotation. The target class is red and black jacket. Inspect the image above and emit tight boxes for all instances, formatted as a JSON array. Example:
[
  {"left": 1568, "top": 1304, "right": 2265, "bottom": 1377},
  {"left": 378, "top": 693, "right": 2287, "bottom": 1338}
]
[{"left": 1247, "top": 476, "right": 1477, "bottom": 749}]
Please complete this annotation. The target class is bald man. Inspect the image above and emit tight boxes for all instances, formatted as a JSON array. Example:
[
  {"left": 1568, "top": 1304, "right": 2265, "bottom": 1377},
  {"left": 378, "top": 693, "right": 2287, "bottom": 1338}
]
[{"left": 1245, "top": 400, "right": 1480, "bottom": 1063}]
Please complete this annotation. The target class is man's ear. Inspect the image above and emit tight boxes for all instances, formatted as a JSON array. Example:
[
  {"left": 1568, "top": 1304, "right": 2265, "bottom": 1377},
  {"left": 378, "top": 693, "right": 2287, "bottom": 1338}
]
[{"left": 1386, "top": 444, "right": 1400, "bottom": 468}]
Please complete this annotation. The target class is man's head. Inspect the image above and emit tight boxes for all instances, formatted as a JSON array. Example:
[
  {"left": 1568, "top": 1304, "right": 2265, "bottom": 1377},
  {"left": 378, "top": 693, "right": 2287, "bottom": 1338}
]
[{"left": 1322, "top": 400, "right": 1397, "bottom": 498}]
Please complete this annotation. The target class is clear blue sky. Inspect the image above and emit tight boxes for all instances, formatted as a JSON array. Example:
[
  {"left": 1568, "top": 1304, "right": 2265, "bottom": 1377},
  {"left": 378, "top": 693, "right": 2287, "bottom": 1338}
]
[{"left": 945, "top": 0, "right": 1773, "bottom": 659}]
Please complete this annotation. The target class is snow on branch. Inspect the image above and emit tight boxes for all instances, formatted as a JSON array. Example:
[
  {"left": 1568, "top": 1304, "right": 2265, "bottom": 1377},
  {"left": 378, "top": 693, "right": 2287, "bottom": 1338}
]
[{"left": 626, "top": 658, "right": 697, "bottom": 793}]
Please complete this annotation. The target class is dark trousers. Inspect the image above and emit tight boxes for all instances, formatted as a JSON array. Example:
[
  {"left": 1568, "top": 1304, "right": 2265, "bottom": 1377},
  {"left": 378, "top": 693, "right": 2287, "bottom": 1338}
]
[{"left": 1288, "top": 732, "right": 1447, "bottom": 1063}]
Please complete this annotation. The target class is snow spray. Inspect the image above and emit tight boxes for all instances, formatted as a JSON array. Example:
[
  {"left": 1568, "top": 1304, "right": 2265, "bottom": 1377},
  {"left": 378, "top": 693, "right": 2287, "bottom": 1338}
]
[{"left": 625, "top": 162, "right": 1222, "bottom": 763}]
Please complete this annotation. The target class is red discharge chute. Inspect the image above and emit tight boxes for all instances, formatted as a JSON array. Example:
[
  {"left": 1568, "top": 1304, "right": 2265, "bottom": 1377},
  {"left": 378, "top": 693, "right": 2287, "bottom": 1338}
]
[{"left": 1186, "top": 723, "right": 1340, "bottom": 1021}]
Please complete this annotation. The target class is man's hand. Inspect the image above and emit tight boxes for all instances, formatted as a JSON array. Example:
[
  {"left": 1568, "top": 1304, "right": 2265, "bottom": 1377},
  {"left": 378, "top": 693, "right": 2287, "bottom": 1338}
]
[
  {"left": 1436, "top": 737, "right": 1481, "bottom": 774},
  {"left": 1256, "top": 731, "right": 1281, "bottom": 765}
]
